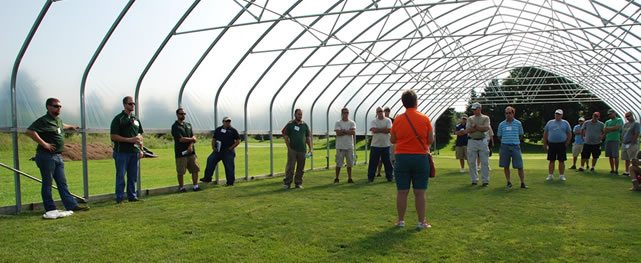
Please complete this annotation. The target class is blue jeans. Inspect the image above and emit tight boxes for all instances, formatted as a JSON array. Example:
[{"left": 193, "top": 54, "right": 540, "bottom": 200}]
[
  {"left": 203, "top": 150, "right": 236, "bottom": 185},
  {"left": 367, "top": 146, "right": 393, "bottom": 181},
  {"left": 35, "top": 152, "right": 78, "bottom": 211},
  {"left": 113, "top": 152, "right": 139, "bottom": 201}
]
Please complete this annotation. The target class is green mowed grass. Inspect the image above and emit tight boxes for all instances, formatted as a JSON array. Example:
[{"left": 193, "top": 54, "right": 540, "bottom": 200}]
[
  {"left": 1, "top": 151, "right": 639, "bottom": 262},
  {"left": 0, "top": 134, "right": 370, "bottom": 206}
]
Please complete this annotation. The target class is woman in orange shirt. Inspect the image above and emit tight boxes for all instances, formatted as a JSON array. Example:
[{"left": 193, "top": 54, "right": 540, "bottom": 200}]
[{"left": 390, "top": 90, "right": 434, "bottom": 230}]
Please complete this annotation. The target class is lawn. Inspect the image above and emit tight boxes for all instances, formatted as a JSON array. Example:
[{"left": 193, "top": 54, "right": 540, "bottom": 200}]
[{"left": 0, "top": 137, "right": 639, "bottom": 262}]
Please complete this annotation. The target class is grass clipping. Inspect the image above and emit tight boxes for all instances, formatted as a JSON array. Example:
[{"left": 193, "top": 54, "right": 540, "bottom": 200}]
[{"left": 61, "top": 143, "right": 112, "bottom": 161}]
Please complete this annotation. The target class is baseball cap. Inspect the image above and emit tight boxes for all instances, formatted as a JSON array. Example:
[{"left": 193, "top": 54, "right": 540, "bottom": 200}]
[
  {"left": 554, "top": 109, "right": 563, "bottom": 115},
  {"left": 578, "top": 117, "right": 585, "bottom": 121},
  {"left": 470, "top": 102, "right": 481, "bottom": 110},
  {"left": 222, "top": 116, "right": 232, "bottom": 122}
]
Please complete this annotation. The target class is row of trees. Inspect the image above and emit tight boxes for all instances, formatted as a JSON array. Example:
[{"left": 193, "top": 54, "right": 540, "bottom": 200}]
[{"left": 434, "top": 67, "right": 610, "bottom": 144}]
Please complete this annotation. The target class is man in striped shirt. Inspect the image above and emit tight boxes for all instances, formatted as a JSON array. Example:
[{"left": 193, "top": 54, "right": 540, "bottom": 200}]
[{"left": 497, "top": 106, "right": 527, "bottom": 189}]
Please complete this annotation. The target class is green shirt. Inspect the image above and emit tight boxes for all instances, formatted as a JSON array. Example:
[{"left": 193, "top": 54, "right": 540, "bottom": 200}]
[
  {"left": 605, "top": 117, "right": 623, "bottom": 142},
  {"left": 110, "top": 111, "right": 144, "bottom": 153},
  {"left": 283, "top": 121, "right": 310, "bottom": 153},
  {"left": 171, "top": 120, "right": 195, "bottom": 158},
  {"left": 28, "top": 113, "right": 65, "bottom": 154}
]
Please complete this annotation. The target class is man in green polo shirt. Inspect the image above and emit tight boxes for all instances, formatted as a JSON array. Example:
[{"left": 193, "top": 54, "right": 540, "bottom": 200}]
[
  {"left": 110, "top": 96, "right": 144, "bottom": 203},
  {"left": 171, "top": 107, "right": 200, "bottom": 192},
  {"left": 282, "top": 109, "right": 312, "bottom": 189},
  {"left": 604, "top": 109, "right": 624, "bottom": 175},
  {"left": 27, "top": 98, "right": 89, "bottom": 219}
]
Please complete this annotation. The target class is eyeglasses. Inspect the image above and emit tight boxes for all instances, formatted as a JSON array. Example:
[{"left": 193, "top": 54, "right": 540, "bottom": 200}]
[
  {"left": 127, "top": 102, "right": 136, "bottom": 106},
  {"left": 49, "top": 104, "right": 62, "bottom": 108}
]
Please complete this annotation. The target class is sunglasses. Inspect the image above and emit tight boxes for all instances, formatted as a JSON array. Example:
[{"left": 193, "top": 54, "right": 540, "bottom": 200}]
[
  {"left": 49, "top": 104, "right": 62, "bottom": 108},
  {"left": 224, "top": 120, "right": 231, "bottom": 122}
]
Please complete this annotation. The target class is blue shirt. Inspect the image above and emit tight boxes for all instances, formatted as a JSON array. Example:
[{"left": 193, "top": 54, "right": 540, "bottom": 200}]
[
  {"left": 497, "top": 119, "right": 523, "bottom": 145},
  {"left": 455, "top": 123, "right": 468, "bottom": 146},
  {"left": 544, "top": 119, "right": 571, "bottom": 143},
  {"left": 573, "top": 124, "right": 584, "bottom": 145}
]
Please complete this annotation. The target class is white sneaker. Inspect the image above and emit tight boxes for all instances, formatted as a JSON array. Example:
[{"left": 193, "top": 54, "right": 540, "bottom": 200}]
[
  {"left": 559, "top": 175, "right": 566, "bottom": 181},
  {"left": 58, "top": 210, "right": 74, "bottom": 217},
  {"left": 416, "top": 222, "right": 432, "bottom": 230},
  {"left": 546, "top": 175, "right": 554, "bottom": 181},
  {"left": 395, "top": 220, "right": 405, "bottom": 227},
  {"left": 42, "top": 210, "right": 61, "bottom": 219},
  {"left": 459, "top": 168, "right": 465, "bottom": 173}
]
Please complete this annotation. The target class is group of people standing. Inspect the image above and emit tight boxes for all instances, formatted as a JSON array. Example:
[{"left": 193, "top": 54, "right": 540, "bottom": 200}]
[{"left": 454, "top": 103, "right": 641, "bottom": 191}]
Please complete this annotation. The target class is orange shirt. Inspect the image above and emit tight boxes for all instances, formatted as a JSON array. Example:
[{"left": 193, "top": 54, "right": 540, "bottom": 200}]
[{"left": 391, "top": 108, "right": 433, "bottom": 154}]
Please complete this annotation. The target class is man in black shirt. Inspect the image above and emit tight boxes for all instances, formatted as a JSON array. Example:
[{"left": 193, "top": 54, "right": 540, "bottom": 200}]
[{"left": 201, "top": 117, "right": 241, "bottom": 186}]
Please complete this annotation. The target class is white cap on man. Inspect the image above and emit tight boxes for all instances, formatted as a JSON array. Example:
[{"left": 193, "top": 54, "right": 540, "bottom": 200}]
[
  {"left": 554, "top": 109, "right": 563, "bottom": 115},
  {"left": 470, "top": 102, "right": 481, "bottom": 110}
]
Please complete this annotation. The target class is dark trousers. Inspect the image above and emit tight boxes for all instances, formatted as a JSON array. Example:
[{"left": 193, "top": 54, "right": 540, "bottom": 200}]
[
  {"left": 114, "top": 152, "right": 139, "bottom": 201},
  {"left": 35, "top": 152, "right": 78, "bottom": 211},
  {"left": 284, "top": 149, "right": 306, "bottom": 186},
  {"left": 367, "top": 146, "right": 393, "bottom": 181},
  {"left": 204, "top": 150, "right": 236, "bottom": 185}
]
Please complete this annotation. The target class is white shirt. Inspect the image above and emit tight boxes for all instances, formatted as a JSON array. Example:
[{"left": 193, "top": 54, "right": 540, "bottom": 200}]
[
  {"left": 370, "top": 117, "right": 392, "bottom": 147},
  {"left": 335, "top": 120, "right": 356, "bottom": 150}
]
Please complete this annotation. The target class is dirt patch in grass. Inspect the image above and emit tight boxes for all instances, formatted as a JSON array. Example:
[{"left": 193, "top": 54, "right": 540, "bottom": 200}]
[{"left": 62, "top": 143, "right": 112, "bottom": 161}]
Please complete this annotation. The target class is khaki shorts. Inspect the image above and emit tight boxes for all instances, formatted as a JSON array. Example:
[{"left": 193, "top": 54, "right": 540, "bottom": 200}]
[
  {"left": 336, "top": 149, "right": 354, "bottom": 167},
  {"left": 621, "top": 143, "right": 640, "bottom": 160},
  {"left": 176, "top": 155, "right": 200, "bottom": 175},
  {"left": 455, "top": 146, "right": 467, "bottom": 160},
  {"left": 572, "top": 144, "right": 583, "bottom": 158}
]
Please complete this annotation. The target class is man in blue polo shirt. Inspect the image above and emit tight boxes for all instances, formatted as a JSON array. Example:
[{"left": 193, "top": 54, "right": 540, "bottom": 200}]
[
  {"left": 497, "top": 106, "right": 527, "bottom": 189},
  {"left": 543, "top": 109, "right": 572, "bottom": 181}
]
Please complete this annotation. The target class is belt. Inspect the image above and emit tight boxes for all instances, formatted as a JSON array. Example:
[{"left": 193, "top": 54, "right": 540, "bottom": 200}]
[{"left": 470, "top": 137, "right": 484, "bottom": 140}]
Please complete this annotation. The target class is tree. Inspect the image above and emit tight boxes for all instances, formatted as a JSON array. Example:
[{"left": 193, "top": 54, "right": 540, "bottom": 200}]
[
  {"left": 434, "top": 108, "right": 455, "bottom": 149},
  {"left": 472, "top": 67, "right": 609, "bottom": 142}
]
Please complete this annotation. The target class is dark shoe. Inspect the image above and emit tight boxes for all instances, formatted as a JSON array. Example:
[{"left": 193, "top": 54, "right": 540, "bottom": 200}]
[
  {"left": 471, "top": 182, "right": 478, "bottom": 186},
  {"left": 199, "top": 178, "right": 212, "bottom": 183},
  {"left": 347, "top": 178, "right": 354, "bottom": 184},
  {"left": 367, "top": 179, "right": 374, "bottom": 183},
  {"left": 521, "top": 183, "right": 528, "bottom": 189},
  {"left": 295, "top": 184, "right": 303, "bottom": 189},
  {"left": 590, "top": 168, "right": 595, "bottom": 172},
  {"left": 283, "top": 184, "right": 291, "bottom": 190},
  {"left": 482, "top": 183, "right": 489, "bottom": 187},
  {"left": 376, "top": 173, "right": 381, "bottom": 177},
  {"left": 569, "top": 165, "right": 576, "bottom": 170},
  {"left": 333, "top": 178, "right": 339, "bottom": 184},
  {"left": 179, "top": 187, "right": 187, "bottom": 193},
  {"left": 71, "top": 205, "right": 90, "bottom": 212},
  {"left": 128, "top": 198, "right": 140, "bottom": 202},
  {"left": 506, "top": 182, "right": 512, "bottom": 190},
  {"left": 193, "top": 186, "right": 201, "bottom": 192},
  {"left": 577, "top": 167, "right": 584, "bottom": 172},
  {"left": 623, "top": 172, "right": 630, "bottom": 177},
  {"left": 116, "top": 199, "right": 124, "bottom": 204}
]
